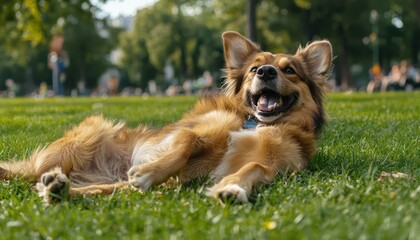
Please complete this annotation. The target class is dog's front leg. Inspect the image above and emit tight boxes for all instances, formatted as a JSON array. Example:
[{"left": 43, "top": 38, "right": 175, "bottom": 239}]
[
  {"left": 207, "top": 126, "right": 313, "bottom": 204},
  {"left": 207, "top": 162, "right": 276, "bottom": 204}
]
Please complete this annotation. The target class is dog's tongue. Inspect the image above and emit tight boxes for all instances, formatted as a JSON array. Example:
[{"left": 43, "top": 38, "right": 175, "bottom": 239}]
[{"left": 257, "top": 95, "right": 281, "bottom": 112}]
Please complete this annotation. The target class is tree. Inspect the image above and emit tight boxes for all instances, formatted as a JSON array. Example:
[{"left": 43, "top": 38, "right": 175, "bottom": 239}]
[
  {"left": 264, "top": 0, "right": 419, "bottom": 90},
  {"left": 119, "top": 0, "right": 225, "bottom": 90},
  {"left": 0, "top": 0, "right": 120, "bottom": 94},
  {"left": 0, "top": 0, "right": 51, "bottom": 93},
  {"left": 4, "top": 0, "right": 416, "bottom": 94},
  {"left": 246, "top": 0, "right": 257, "bottom": 41},
  {"left": 59, "top": 2, "right": 122, "bottom": 89},
  {"left": 415, "top": 0, "right": 420, "bottom": 65}
]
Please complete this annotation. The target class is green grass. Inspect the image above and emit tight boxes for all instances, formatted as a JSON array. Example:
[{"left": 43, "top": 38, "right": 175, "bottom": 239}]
[{"left": 0, "top": 92, "right": 419, "bottom": 240}]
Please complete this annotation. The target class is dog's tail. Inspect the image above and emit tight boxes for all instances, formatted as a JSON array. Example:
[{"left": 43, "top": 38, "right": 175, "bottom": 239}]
[
  {"left": 0, "top": 146, "right": 52, "bottom": 182},
  {"left": 0, "top": 158, "right": 37, "bottom": 181}
]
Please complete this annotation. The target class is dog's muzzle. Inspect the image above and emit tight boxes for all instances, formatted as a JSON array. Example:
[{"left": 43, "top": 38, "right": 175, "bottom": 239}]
[{"left": 248, "top": 65, "right": 299, "bottom": 122}]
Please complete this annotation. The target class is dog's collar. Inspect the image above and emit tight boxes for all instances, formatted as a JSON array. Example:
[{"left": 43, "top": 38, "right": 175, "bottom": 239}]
[{"left": 243, "top": 114, "right": 263, "bottom": 129}]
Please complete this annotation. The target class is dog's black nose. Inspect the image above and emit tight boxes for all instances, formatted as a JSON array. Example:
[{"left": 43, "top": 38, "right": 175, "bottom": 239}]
[{"left": 256, "top": 65, "right": 278, "bottom": 81}]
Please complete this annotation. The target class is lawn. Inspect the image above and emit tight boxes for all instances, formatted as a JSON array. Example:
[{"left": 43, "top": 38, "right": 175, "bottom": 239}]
[{"left": 0, "top": 92, "right": 419, "bottom": 240}]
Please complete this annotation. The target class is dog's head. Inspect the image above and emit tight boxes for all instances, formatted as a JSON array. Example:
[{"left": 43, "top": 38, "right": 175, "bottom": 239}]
[{"left": 222, "top": 31, "right": 332, "bottom": 135}]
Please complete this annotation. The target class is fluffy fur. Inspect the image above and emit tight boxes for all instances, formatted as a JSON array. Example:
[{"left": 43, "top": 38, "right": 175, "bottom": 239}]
[{"left": 0, "top": 32, "right": 333, "bottom": 204}]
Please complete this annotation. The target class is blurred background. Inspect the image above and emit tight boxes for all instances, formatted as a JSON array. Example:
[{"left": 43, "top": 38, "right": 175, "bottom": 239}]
[{"left": 0, "top": 0, "right": 419, "bottom": 97}]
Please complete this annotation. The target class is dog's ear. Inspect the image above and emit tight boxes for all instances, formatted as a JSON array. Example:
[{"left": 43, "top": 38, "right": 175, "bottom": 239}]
[
  {"left": 223, "top": 31, "right": 259, "bottom": 69},
  {"left": 296, "top": 40, "right": 333, "bottom": 77}
]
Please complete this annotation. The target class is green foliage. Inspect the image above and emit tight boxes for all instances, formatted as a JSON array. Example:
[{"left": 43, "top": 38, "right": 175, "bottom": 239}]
[
  {"left": 0, "top": 0, "right": 121, "bottom": 92},
  {"left": 119, "top": 0, "right": 225, "bottom": 88},
  {"left": 0, "top": 1, "right": 47, "bottom": 63},
  {"left": 119, "top": 0, "right": 419, "bottom": 90},
  {"left": 1, "top": 0, "right": 419, "bottom": 93},
  {"left": 61, "top": 3, "right": 122, "bottom": 89},
  {"left": 264, "top": 0, "right": 420, "bottom": 89},
  {"left": 0, "top": 92, "right": 419, "bottom": 239}
]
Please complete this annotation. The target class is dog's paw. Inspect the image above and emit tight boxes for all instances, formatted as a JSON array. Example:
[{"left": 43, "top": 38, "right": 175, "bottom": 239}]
[
  {"left": 207, "top": 184, "right": 248, "bottom": 204},
  {"left": 36, "top": 167, "right": 70, "bottom": 205},
  {"left": 127, "top": 166, "right": 154, "bottom": 191}
]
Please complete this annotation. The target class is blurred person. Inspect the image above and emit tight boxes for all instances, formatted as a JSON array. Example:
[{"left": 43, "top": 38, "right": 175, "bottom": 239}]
[
  {"left": 48, "top": 36, "right": 68, "bottom": 96},
  {"left": 5, "top": 79, "right": 17, "bottom": 98},
  {"left": 386, "top": 60, "right": 418, "bottom": 91},
  {"left": 182, "top": 80, "right": 193, "bottom": 95},
  {"left": 399, "top": 60, "right": 408, "bottom": 86},
  {"left": 403, "top": 61, "right": 419, "bottom": 91},
  {"left": 39, "top": 82, "right": 48, "bottom": 98},
  {"left": 383, "top": 63, "right": 401, "bottom": 91},
  {"left": 107, "top": 75, "right": 120, "bottom": 96},
  {"left": 198, "top": 71, "right": 214, "bottom": 95},
  {"left": 367, "top": 64, "right": 384, "bottom": 93},
  {"left": 165, "top": 85, "right": 181, "bottom": 96}
]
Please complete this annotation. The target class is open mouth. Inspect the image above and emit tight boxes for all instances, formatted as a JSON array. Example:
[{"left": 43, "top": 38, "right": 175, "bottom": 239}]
[{"left": 248, "top": 89, "right": 299, "bottom": 118}]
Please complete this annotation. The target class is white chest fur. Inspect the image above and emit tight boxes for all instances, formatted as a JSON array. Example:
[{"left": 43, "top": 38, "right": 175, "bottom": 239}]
[{"left": 131, "top": 133, "right": 176, "bottom": 166}]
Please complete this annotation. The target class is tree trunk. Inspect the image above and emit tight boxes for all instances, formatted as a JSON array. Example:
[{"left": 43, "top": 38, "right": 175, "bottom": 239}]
[
  {"left": 413, "top": 0, "right": 420, "bottom": 65},
  {"left": 303, "top": 10, "right": 317, "bottom": 42},
  {"left": 79, "top": 53, "right": 87, "bottom": 89},
  {"left": 179, "top": 39, "right": 188, "bottom": 82},
  {"left": 246, "top": 0, "right": 257, "bottom": 42},
  {"left": 176, "top": 4, "right": 188, "bottom": 82},
  {"left": 338, "top": 23, "right": 352, "bottom": 90},
  {"left": 412, "top": 28, "right": 420, "bottom": 66},
  {"left": 24, "top": 66, "right": 34, "bottom": 95}
]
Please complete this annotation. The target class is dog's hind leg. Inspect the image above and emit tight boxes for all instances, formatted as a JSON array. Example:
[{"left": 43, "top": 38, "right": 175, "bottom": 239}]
[
  {"left": 37, "top": 167, "right": 130, "bottom": 205},
  {"left": 1, "top": 116, "right": 129, "bottom": 185},
  {"left": 70, "top": 181, "right": 130, "bottom": 195},
  {"left": 36, "top": 167, "right": 71, "bottom": 205},
  {"left": 128, "top": 110, "right": 242, "bottom": 191},
  {"left": 128, "top": 128, "right": 198, "bottom": 191}
]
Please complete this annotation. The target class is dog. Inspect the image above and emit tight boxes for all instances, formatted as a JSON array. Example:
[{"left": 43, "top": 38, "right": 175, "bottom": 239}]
[{"left": 0, "top": 31, "right": 332, "bottom": 204}]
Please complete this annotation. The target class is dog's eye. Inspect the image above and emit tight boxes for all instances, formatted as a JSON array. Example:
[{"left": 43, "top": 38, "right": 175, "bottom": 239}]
[
  {"left": 250, "top": 67, "right": 258, "bottom": 73},
  {"left": 283, "top": 67, "right": 295, "bottom": 74}
]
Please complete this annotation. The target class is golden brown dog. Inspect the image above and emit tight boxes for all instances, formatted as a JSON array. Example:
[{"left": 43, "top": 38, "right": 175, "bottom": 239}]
[{"left": 0, "top": 32, "right": 332, "bottom": 204}]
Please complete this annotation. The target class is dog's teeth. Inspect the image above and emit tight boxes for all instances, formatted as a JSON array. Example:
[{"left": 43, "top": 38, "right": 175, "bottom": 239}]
[{"left": 277, "top": 98, "right": 283, "bottom": 106}]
